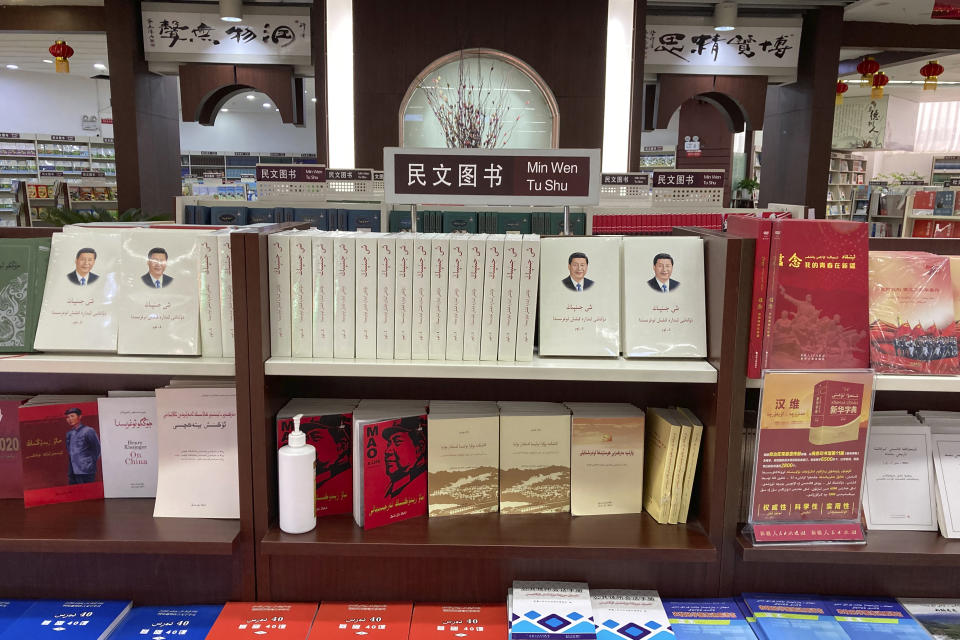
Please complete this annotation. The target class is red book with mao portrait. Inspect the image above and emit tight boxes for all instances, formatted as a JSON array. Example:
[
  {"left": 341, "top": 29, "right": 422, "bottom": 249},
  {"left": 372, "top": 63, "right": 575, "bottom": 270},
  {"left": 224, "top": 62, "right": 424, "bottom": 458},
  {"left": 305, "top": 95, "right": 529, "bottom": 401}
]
[
  {"left": 762, "top": 220, "right": 869, "bottom": 370},
  {"left": 19, "top": 397, "right": 103, "bottom": 507}
]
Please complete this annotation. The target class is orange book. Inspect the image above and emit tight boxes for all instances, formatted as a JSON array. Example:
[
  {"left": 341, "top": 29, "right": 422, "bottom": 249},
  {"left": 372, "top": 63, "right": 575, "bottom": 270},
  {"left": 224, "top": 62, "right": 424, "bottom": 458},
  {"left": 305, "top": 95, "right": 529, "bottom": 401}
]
[
  {"left": 309, "top": 602, "right": 413, "bottom": 639},
  {"left": 409, "top": 603, "right": 508, "bottom": 639},
  {"left": 206, "top": 602, "right": 319, "bottom": 639}
]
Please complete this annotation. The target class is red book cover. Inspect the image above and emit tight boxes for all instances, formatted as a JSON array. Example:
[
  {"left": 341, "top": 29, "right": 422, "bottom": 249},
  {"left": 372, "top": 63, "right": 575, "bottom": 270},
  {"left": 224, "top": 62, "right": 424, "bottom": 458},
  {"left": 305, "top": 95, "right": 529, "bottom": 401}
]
[
  {"left": 0, "top": 397, "right": 28, "bottom": 498},
  {"left": 19, "top": 400, "right": 103, "bottom": 507},
  {"left": 277, "top": 411, "right": 353, "bottom": 516},
  {"left": 362, "top": 413, "right": 428, "bottom": 529},
  {"left": 934, "top": 221, "right": 955, "bottom": 238},
  {"left": 207, "top": 602, "right": 319, "bottom": 639},
  {"left": 912, "top": 220, "right": 934, "bottom": 238},
  {"left": 409, "top": 603, "right": 507, "bottom": 639},
  {"left": 913, "top": 190, "right": 937, "bottom": 215},
  {"left": 309, "top": 602, "right": 413, "bottom": 639},
  {"left": 727, "top": 215, "right": 774, "bottom": 378},
  {"left": 762, "top": 220, "right": 869, "bottom": 369}
]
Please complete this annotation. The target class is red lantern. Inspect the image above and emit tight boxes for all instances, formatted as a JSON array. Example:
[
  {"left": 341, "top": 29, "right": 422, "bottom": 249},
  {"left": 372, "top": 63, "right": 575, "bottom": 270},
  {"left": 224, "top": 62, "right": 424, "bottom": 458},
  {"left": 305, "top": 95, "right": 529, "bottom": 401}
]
[
  {"left": 871, "top": 71, "right": 889, "bottom": 99},
  {"left": 857, "top": 56, "right": 880, "bottom": 87},
  {"left": 836, "top": 81, "right": 849, "bottom": 106},
  {"left": 48, "top": 40, "right": 74, "bottom": 74},
  {"left": 921, "top": 60, "right": 944, "bottom": 91}
]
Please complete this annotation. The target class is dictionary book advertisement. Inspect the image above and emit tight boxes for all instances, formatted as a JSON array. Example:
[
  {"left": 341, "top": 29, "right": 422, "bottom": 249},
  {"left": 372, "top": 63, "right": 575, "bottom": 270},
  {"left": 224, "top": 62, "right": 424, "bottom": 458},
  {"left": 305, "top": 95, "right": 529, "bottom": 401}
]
[
  {"left": 96, "top": 395, "right": 158, "bottom": 498},
  {"left": 748, "top": 370, "right": 874, "bottom": 544},
  {"left": 762, "top": 220, "right": 868, "bottom": 369}
]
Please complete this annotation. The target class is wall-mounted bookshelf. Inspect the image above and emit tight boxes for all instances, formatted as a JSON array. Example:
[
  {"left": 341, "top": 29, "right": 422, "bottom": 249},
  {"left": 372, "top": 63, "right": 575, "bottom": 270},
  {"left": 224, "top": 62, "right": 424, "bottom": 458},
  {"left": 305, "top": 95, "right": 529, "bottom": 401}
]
[
  {"left": 827, "top": 150, "right": 867, "bottom": 218},
  {"left": 0, "top": 133, "right": 115, "bottom": 178},
  {"left": 180, "top": 151, "right": 319, "bottom": 179}
]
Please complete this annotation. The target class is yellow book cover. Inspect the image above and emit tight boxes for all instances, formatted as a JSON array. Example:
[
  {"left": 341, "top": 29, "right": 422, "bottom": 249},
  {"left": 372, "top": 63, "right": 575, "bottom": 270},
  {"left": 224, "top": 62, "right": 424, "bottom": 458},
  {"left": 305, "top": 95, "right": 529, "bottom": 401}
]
[
  {"left": 668, "top": 409, "right": 692, "bottom": 524},
  {"left": 676, "top": 407, "right": 704, "bottom": 523},
  {"left": 642, "top": 408, "right": 681, "bottom": 524}
]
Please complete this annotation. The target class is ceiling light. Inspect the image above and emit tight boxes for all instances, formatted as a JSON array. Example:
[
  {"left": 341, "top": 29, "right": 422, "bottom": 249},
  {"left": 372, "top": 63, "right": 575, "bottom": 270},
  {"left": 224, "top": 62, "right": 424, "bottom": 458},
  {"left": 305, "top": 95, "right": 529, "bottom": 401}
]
[
  {"left": 246, "top": 94, "right": 255, "bottom": 100},
  {"left": 714, "top": 1, "right": 737, "bottom": 32},
  {"left": 93, "top": 63, "right": 106, "bottom": 70},
  {"left": 311, "top": 97, "right": 317, "bottom": 103},
  {"left": 262, "top": 103, "right": 271, "bottom": 108},
  {"left": 219, "top": 0, "right": 243, "bottom": 22},
  {"left": 43, "top": 59, "right": 53, "bottom": 64},
  {"left": 221, "top": 108, "right": 229, "bottom": 112},
  {"left": 275, "top": 108, "right": 279, "bottom": 112},
  {"left": 5, "top": 64, "right": 18, "bottom": 70}
]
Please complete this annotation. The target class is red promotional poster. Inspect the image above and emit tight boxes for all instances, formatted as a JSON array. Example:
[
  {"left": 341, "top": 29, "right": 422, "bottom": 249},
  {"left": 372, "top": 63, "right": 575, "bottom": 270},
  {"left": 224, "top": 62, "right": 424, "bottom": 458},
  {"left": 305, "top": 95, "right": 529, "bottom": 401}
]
[
  {"left": 933, "top": 0, "right": 960, "bottom": 19},
  {"left": 310, "top": 602, "right": 413, "bottom": 639},
  {"left": 762, "top": 220, "right": 869, "bottom": 369},
  {"left": 749, "top": 371, "right": 874, "bottom": 543},
  {"left": 363, "top": 413, "right": 428, "bottom": 529},
  {"left": 409, "top": 603, "right": 508, "bottom": 639},
  {"left": 277, "top": 412, "right": 353, "bottom": 516},
  {"left": 726, "top": 215, "right": 773, "bottom": 378},
  {"left": 19, "top": 400, "right": 104, "bottom": 507},
  {"left": 206, "top": 602, "right": 319, "bottom": 639},
  {"left": 869, "top": 251, "right": 960, "bottom": 374},
  {"left": 0, "top": 397, "right": 28, "bottom": 499}
]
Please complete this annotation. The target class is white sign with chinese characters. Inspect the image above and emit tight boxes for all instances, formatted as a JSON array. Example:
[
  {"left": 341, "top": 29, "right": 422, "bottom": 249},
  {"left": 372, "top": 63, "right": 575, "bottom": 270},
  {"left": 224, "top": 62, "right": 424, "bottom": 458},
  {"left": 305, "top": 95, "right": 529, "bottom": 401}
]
[
  {"left": 141, "top": 2, "right": 310, "bottom": 65},
  {"left": 644, "top": 20, "right": 801, "bottom": 80},
  {"left": 833, "top": 95, "right": 889, "bottom": 150}
]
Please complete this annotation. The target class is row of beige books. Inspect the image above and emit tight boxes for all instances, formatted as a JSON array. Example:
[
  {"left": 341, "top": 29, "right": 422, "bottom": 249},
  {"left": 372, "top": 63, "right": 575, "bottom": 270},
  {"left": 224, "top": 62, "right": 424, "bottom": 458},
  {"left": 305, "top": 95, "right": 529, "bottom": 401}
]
[{"left": 276, "top": 399, "right": 703, "bottom": 530}]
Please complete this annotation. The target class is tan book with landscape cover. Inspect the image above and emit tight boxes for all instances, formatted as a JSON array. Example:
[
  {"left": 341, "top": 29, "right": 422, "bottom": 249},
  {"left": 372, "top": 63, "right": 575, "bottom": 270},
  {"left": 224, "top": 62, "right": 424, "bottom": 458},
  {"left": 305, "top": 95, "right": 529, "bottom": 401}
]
[
  {"left": 667, "top": 408, "right": 692, "bottom": 524},
  {"left": 676, "top": 407, "right": 704, "bottom": 523},
  {"left": 643, "top": 408, "right": 681, "bottom": 524},
  {"left": 427, "top": 400, "right": 500, "bottom": 517},
  {"left": 567, "top": 402, "right": 645, "bottom": 516},
  {"left": 499, "top": 401, "right": 571, "bottom": 514}
]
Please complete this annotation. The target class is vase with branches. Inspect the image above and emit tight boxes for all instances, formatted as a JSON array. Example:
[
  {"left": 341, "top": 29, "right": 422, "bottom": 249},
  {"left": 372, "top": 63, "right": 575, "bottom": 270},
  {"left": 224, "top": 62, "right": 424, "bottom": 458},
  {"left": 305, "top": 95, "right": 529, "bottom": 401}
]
[{"left": 418, "top": 51, "right": 523, "bottom": 149}]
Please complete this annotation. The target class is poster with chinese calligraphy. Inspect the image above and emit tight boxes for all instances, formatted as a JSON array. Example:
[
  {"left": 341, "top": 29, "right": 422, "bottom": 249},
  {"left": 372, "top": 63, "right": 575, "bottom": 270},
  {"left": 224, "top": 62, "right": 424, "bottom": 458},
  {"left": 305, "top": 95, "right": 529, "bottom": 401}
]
[
  {"left": 142, "top": 2, "right": 310, "bottom": 64},
  {"left": 384, "top": 147, "right": 601, "bottom": 206},
  {"left": 833, "top": 95, "right": 888, "bottom": 149},
  {"left": 645, "top": 22, "right": 801, "bottom": 80},
  {"left": 748, "top": 370, "right": 874, "bottom": 543}
]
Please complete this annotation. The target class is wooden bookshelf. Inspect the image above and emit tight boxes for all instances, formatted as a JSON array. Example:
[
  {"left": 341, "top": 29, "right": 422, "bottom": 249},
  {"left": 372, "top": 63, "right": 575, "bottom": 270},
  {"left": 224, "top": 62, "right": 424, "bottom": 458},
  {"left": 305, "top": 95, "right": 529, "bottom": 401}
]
[{"left": 736, "top": 530, "right": 960, "bottom": 567}]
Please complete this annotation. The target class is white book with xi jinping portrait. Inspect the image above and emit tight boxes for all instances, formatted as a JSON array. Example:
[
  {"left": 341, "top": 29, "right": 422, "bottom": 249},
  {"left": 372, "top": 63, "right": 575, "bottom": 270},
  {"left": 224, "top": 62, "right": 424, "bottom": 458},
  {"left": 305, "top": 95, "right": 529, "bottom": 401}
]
[
  {"left": 621, "top": 236, "right": 706, "bottom": 358},
  {"left": 538, "top": 236, "right": 621, "bottom": 357}
]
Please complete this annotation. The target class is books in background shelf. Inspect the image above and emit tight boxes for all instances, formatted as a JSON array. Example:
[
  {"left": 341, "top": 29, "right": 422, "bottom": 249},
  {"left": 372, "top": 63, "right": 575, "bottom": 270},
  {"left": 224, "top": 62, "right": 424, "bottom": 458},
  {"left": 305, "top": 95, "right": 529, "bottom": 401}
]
[
  {"left": 107, "top": 605, "right": 223, "bottom": 639},
  {"left": 590, "top": 590, "right": 672, "bottom": 640},
  {"left": 153, "top": 384, "right": 240, "bottom": 519},
  {"left": 642, "top": 408, "right": 681, "bottom": 524},
  {"left": 898, "top": 599, "right": 960, "bottom": 640},
  {"left": 96, "top": 395, "right": 158, "bottom": 498},
  {"left": 621, "top": 236, "right": 706, "bottom": 358},
  {"left": 409, "top": 603, "right": 507, "bottom": 639},
  {"left": 662, "top": 598, "right": 756, "bottom": 639},
  {"left": 0, "top": 600, "right": 132, "bottom": 639},
  {"left": 726, "top": 216, "right": 773, "bottom": 378},
  {"left": 498, "top": 402, "right": 571, "bottom": 514},
  {"left": 935, "top": 190, "right": 956, "bottom": 216},
  {"left": 825, "top": 597, "right": 931, "bottom": 640},
  {"left": 913, "top": 190, "right": 937, "bottom": 216},
  {"left": 205, "top": 602, "right": 319, "bottom": 639},
  {"left": 567, "top": 403, "right": 645, "bottom": 516},
  {"left": 510, "top": 581, "right": 596, "bottom": 640},
  {"left": 762, "top": 220, "right": 868, "bottom": 369},
  {"left": 311, "top": 602, "right": 412, "bottom": 639},
  {"left": 427, "top": 400, "right": 499, "bottom": 517},
  {"left": 538, "top": 236, "right": 621, "bottom": 357},
  {"left": 276, "top": 398, "right": 357, "bottom": 517},
  {"left": 868, "top": 251, "right": 960, "bottom": 374},
  {"left": 19, "top": 396, "right": 102, "bottom": 508},
  {"left": 0, "top": 396, "right": 28, "bottom": 499},
  {"left": 0, "top": 237, "right": 50, "bottom": 353},
  {"left": 352, "top": 399, "right": 428, "bottom": 529}
]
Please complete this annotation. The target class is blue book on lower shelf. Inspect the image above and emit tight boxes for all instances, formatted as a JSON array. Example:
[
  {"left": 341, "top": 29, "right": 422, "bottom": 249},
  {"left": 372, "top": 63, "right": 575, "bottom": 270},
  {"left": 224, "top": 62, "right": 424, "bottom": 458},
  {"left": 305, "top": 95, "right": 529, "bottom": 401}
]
[
  {"left": 826, "top": 598, "right": 930, "bottom": 640},
  {"left": 741, "top": 594, "right": 848, "bottom": 640},
  {"left": 106, "top": 604, "right": 223, "bottom": 639},
  {"left": 0, "top": 600, "right": 132, "bottom": 639},
  {"left": 0, "top": 600, "right": 35, "bottom": 635},
  {"left": 663, "top": 598, "right": 757, "bottom": 639}
]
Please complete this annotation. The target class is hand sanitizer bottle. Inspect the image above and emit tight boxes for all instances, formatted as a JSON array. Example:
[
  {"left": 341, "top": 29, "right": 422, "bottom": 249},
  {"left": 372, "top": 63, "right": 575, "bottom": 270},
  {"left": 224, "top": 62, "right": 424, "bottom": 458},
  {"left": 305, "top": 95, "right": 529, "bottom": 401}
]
[{"left": 278, "top": 413, "right": 317, "bottom": 534}]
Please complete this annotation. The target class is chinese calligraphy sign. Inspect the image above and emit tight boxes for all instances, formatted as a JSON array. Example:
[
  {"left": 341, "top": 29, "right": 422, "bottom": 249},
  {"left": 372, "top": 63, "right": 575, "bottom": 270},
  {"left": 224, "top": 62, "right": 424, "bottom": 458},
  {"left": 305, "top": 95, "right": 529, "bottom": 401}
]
[{"left": 645, "top": 24, "right": 800, "bottom": 69}]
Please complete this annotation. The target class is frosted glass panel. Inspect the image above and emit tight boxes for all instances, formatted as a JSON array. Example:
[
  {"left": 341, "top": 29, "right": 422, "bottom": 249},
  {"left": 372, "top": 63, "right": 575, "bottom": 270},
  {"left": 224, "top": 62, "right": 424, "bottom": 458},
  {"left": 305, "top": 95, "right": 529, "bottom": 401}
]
[{"left": 402, "top": 53, "right": 555, "bottom": 149}]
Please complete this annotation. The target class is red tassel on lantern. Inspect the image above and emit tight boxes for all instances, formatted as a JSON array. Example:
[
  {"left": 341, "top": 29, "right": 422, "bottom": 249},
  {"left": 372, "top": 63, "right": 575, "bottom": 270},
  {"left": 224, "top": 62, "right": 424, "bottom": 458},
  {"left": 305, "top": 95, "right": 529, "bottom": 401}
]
[
  {"left": 921, "top": 60, "right": 944, "bottom": 91},
  {"left": 836, "top": 81, "right": 849, "bottom": 106},
  {"left": 871, "top": 71, "right": 889, "bottom": 99},
  {"left": 48, "top": 40, "right": 74, "bottom": 74},
  {"left": 857, "top": 56, "right": 880, "bottom": 87}
]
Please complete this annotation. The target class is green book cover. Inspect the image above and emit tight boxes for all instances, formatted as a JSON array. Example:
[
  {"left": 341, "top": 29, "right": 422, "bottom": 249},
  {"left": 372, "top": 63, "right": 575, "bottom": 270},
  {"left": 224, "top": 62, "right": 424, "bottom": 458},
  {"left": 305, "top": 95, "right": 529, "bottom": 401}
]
[
  {"left": 442, "top": 210, "right": 478, "bottom": 234},
  {"left": 25, "top": 238, "right": 51, "bottom": 351},
  {"left": 0, "top": 240, "right": 35, "bottom": 352},
  {"left": 496, "top": 212, "right": 532, "bottom": 234}
]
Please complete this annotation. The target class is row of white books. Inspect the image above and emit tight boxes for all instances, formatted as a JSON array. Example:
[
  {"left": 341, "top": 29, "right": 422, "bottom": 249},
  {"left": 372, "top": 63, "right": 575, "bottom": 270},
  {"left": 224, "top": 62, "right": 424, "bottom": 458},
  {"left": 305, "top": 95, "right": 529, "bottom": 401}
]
[
  {"left": 268, "top": 231, "right": 541, "bottom": 361},
  {"left": 33, "top": 226, "right": 234, "bottom": 356}
]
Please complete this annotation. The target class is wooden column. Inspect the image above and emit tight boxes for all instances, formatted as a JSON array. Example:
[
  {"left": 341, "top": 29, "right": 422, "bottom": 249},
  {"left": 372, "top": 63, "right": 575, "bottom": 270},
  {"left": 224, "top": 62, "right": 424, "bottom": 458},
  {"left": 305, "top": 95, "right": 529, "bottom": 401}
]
[
  {"left": 104, "top": 0, "right": 181, "bottom": 216},
  {"left": 676, "top": 99, "right": 735, "bottom": 204},
  {"left": 312, "top": 0, "right": 329, "bottom": 165},
  {"left": 758, "top": 7, "right": 843, "bottom": 218},
  {"left": 628, "top": 0, "right": 647, "bottom": 170}
]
